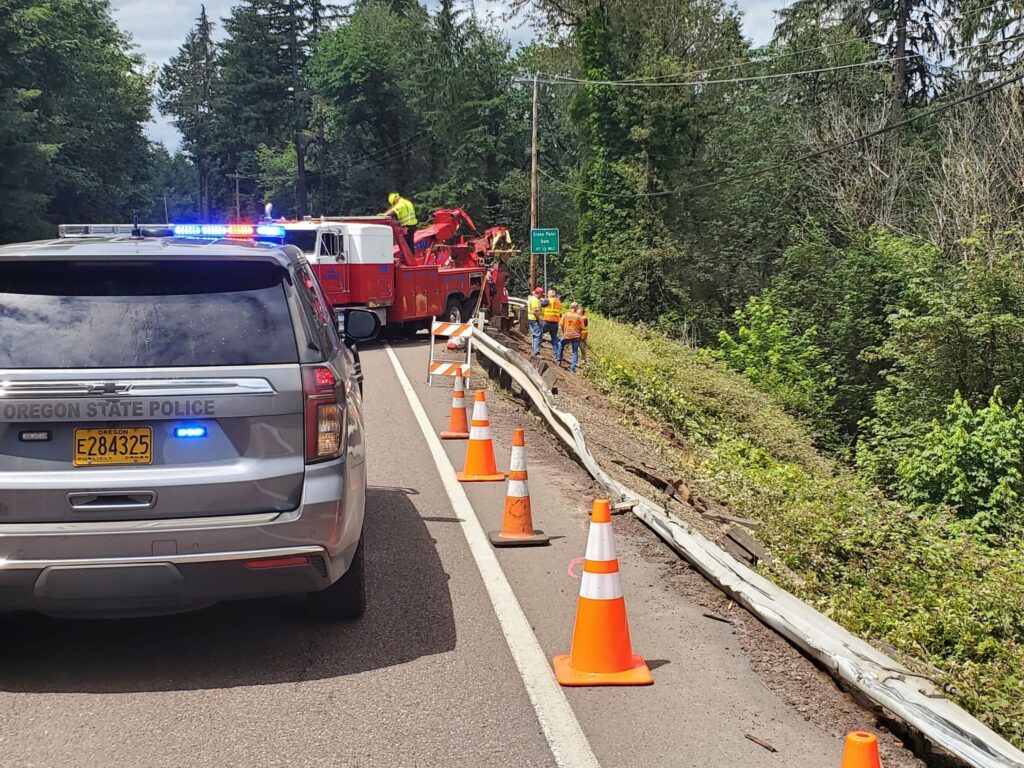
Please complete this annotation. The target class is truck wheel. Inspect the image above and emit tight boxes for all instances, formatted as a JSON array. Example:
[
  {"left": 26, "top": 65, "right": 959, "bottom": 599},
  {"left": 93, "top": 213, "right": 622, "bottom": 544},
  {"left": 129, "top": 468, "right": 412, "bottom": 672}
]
[
  {"left": 305, "top": 537, "right": 366, "bottom": 621},
  {"left": 444, "top": 297, "right": 463, "bottom": 324}
]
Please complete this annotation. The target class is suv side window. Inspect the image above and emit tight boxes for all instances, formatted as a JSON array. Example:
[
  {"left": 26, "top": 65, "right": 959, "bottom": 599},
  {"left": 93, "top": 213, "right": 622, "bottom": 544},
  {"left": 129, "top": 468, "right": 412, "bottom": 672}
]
[{"left": 295, "top": 264, "right": 340, "bottom": 356}]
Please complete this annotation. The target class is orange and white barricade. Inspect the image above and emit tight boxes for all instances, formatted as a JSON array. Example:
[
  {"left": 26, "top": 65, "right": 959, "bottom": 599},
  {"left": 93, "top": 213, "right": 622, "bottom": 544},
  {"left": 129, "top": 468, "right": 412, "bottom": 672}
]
[{"left": 428, "top": 317, "right": 474, "bottom": 387}]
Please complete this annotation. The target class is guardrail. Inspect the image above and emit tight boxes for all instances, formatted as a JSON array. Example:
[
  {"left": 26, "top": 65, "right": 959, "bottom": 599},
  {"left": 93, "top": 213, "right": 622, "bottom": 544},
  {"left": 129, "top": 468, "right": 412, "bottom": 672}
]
[{"left": 469, "top": 323, "right": 1024, "bottom": 768}]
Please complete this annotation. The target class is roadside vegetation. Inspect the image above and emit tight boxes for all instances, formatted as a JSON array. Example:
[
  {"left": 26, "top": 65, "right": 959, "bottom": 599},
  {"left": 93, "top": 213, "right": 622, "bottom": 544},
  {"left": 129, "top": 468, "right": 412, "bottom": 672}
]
[{"left": 585, "top": 313, "right": 1024, "bottom": 747}]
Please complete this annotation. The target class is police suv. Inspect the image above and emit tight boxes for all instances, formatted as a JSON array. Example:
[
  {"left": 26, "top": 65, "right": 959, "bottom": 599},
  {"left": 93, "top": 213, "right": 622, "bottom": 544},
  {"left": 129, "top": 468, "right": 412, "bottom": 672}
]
[{"left": 0, "top": 225, "right": 379, "bottom": 619}]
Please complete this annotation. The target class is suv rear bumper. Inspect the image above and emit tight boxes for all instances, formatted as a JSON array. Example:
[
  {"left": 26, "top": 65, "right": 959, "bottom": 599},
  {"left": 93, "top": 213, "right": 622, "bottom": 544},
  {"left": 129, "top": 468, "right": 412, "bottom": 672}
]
[{"left": 0, "top": 458, "right": 364, "bottom": 617}]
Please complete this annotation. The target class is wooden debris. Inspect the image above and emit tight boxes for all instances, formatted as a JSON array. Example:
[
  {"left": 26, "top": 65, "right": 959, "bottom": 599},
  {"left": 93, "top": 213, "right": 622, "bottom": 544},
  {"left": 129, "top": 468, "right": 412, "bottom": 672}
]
[
  {"left": 721, "top": 536, "right": 756, "bottom": 565},
  {"left": 611, "top": 459, "right": 683, "bottom": 497},
  {"left": 744, "top": 735, "right": 777, "bottom": 753},
  {"left": 611, "top": 499, "right": 637, "bottom": 515},
  {"left": 725, "top": 525, "right": 772, "bottom": 565},
  {"left": 703, "top": 511, "right": 763, "bottom": 531},
  {"left": 702, "top": 611, "right": 733, "bottom": 624}
]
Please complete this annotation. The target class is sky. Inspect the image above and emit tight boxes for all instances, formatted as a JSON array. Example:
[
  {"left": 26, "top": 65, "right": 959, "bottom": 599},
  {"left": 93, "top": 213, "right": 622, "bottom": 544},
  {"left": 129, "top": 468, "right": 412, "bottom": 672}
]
[{"left": 111, "top": 0, "right": 788, "bottom": 148}]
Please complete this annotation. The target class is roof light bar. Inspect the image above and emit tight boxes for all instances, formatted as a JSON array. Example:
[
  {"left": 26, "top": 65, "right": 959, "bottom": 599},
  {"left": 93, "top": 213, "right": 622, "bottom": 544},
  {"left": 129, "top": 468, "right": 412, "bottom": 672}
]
[{"left": 172, "top": 223, "right": 285, "bottom": 240}]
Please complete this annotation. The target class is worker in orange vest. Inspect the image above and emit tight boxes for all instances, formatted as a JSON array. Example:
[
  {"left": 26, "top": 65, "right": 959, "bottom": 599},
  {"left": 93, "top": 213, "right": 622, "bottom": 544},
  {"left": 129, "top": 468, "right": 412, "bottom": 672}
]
[
  {"left": 558, "top": 302, "right": 585, "bottom": 372},
  {"left": 541, "top": 288, "right": 562, "bottom": 360}
]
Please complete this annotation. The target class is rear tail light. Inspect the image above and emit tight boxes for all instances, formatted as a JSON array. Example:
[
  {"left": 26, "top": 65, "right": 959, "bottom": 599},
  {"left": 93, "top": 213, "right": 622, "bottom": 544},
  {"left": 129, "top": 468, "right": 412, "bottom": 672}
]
[{"left": 302, "top": 365, "right": 346, "bottom": 462}]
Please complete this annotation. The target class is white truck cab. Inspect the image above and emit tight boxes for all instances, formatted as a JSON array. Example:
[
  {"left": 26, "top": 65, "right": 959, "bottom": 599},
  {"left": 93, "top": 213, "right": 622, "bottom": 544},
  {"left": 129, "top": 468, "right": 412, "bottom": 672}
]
[{"left": 279, "top": 220, "right": 397, "bottom": 328}]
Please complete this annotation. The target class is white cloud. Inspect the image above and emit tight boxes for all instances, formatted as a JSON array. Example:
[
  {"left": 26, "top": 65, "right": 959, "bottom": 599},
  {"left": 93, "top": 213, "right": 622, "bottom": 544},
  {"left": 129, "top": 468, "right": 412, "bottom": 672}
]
[
  {"left": 739, "top": 0, "right": 786, "bottom": 45},
  {"left": 112, "top": 0, "right": 787, "bottom": 148}
]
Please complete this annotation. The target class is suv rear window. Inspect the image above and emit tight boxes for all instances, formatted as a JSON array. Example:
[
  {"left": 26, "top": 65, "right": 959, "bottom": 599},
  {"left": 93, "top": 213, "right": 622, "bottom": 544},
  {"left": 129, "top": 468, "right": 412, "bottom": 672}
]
[{"left": 0, "top": 260, "right": 299, "bottom": 368}]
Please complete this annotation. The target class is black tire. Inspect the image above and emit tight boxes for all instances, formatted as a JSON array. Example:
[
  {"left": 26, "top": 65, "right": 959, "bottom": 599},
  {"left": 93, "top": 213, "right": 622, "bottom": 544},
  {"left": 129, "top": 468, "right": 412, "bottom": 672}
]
[
  {"left": 444, "top": 297, "right": 463, "bottom": 324},
  {"left": 305, "top": 536, "right": 366, "bottom": 621}
]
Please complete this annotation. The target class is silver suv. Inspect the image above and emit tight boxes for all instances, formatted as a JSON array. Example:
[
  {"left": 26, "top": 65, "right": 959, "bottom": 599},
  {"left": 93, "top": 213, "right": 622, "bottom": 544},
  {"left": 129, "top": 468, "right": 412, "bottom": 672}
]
[{"left": 0, "top": 235, "right": 378, "bottom": 619}]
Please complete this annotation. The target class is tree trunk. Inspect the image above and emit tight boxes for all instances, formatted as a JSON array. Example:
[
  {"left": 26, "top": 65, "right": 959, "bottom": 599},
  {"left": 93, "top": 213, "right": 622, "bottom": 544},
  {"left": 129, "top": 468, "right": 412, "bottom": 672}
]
[
  {"left": 891, "top": 0, "right": 910, "bottom": 123},
  {"left": 295, "top": 133, "right": 309, "bottom": 218}
]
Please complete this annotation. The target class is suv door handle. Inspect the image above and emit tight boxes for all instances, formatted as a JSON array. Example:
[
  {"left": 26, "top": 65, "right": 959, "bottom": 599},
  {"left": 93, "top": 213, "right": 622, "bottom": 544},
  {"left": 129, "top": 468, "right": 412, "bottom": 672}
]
[{"left": 68, "top": 491, "right": 157, "bottom": 511}]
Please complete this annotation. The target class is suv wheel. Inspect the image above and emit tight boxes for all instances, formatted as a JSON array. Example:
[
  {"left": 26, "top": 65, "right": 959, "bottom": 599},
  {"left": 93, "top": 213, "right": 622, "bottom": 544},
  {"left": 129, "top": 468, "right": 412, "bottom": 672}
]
[
  {"left": 305, "top": 537, "right": 366, "bottom": 621},
  {"left": 444, "top": 297, "right": 463, "bottom": 324}
]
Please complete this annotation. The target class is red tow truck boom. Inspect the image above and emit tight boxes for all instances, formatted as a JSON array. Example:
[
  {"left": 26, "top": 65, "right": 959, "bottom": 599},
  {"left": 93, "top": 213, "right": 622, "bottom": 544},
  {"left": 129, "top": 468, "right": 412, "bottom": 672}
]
[{"left": 277, "top": 209, "right": 512, "bottom": 333}]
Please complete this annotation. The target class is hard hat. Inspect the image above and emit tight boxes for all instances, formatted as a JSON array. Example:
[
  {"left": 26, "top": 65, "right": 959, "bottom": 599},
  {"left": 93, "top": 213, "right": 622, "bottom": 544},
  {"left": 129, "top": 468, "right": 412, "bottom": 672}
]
[
  {"left": 388, "top": 192, "right": 399, "bottom": 204},
  {"left": 533, "top": 286, "right": 544, "bottom": 296}
]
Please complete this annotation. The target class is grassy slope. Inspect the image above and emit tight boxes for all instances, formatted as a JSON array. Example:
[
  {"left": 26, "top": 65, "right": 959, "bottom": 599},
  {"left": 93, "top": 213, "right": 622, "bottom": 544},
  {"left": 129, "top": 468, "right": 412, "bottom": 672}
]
[{"left": 584, "top": 314, "right": 1024, "bottom": 747}]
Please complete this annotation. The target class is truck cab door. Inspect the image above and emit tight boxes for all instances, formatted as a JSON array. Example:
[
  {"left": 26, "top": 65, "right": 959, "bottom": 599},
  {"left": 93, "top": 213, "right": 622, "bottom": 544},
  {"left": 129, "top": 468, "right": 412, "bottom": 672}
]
[{"left": 317, "top": 229, "right": 350, "bottom": 302}]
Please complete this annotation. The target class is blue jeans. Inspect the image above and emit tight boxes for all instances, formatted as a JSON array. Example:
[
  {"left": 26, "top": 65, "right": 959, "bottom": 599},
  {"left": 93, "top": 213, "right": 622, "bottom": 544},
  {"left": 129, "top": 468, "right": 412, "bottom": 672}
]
[
  {"left": 530, "top": 319, "right": 543, "bottom": 356},
  {"left": 543, "top": 322, "right": 561, "bottom": 359},
  {"left": 561, "top": 338, "right": 580, "bottom": 371}
]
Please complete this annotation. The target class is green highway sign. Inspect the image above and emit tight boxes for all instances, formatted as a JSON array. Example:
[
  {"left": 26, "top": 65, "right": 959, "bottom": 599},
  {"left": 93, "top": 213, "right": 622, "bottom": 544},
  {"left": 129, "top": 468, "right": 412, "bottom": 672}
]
[{"left": 531, "top": 228, "right": 560, "bottom": 254}]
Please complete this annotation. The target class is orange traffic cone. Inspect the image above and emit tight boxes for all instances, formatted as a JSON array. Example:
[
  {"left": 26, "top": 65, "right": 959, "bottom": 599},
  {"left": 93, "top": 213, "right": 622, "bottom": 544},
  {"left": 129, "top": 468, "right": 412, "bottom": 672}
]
[
  {"left": 440, "top": 373, "right": 470, "bottom": 440},
  {"left": 553, "top": 499, "right": 653, "bottom": 686},
  {"left": 841, "top": 732, "right": 882, "bottom": 768},
  {"left": 489, "top": 429, "right": 549, "bottom": 547},
  {"left": 456, "top": 391, "right": 506, "bottom": 482}
]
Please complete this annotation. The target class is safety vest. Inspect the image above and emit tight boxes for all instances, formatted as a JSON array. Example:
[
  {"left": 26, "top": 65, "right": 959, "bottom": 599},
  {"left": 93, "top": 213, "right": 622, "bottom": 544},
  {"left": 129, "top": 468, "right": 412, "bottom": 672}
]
[
  {"left": 527, "top": 295, "right": 542, "bottom": 319},
  {"left": 581, "top": 315, "right": 589, "bottom": 340},
  {"left": 560, "top": 311, "right": 584, "bottom": 340},
  {"left": 394, "top": 196, "right": 417, "bottom": 226},
  {"left": 542, "top": 297, "right": 562, "bottom": 323}
]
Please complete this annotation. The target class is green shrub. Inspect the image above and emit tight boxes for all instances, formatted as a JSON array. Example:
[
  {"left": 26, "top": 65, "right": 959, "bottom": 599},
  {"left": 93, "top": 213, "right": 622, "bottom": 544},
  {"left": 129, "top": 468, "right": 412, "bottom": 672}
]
[
  {"left": 583, "top": 312, "right": 1024, "bottom": 747},
  {"left": 715, "top": 295, "right": 834, "bottom": 421},
  {"left": 893, "top": 390, "right": 1024, "bottom": 538}
]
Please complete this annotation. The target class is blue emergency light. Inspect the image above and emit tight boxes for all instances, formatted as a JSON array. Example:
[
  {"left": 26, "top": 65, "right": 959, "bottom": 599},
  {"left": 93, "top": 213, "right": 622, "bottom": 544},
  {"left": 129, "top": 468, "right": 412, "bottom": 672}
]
[{"left": 174, "top": 425, "right": 208, "bottom": 439}]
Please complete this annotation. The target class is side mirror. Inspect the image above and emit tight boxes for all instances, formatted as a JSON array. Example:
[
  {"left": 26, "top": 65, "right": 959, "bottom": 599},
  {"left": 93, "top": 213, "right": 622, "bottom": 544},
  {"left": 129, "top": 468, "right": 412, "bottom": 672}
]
[{"left": 343, "top": 308, "right": 381, "bottom": 343}]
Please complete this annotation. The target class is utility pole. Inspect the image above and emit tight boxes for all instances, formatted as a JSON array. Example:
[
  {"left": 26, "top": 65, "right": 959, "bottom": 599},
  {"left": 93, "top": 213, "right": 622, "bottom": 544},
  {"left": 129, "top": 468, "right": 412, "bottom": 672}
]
[
  {"left": 163, "top": 193, "right": 169, "bottom": 224},
  {"left": 228, "top": 173, "right": 242, "bottom": 220},
  {"left": 529, "top": 72, "right": 539, "bottom": 290}
]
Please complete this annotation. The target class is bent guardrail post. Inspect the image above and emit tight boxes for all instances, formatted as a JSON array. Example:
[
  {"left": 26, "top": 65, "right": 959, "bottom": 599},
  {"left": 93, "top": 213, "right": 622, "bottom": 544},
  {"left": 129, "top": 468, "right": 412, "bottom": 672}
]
[{"left": 469, "top": 324, "right": 1024, "bottom": 768}]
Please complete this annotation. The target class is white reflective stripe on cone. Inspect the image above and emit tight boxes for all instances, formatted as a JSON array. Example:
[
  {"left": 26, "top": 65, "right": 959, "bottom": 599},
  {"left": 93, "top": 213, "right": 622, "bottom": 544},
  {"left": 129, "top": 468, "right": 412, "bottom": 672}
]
[
  {"left": 579, "top": 570, "right": 623, "bottom": 600},
  {"left": 508, "top": 479, "right": 530, "bottom": 498},
  {"left": 510, "top": 447, "right": 527, "bottom": 472},
  {"left": 469, "top": 425, "right": 492, "bottom": 440},
  {"left": 453, "top": 396, "right": 465, "bottom": 407},
  {"left": 584, "top": 522, "right": 617, "bottom": 562},
  {"left": 473, "top": 401, "right": 490, "bottom": 421}
]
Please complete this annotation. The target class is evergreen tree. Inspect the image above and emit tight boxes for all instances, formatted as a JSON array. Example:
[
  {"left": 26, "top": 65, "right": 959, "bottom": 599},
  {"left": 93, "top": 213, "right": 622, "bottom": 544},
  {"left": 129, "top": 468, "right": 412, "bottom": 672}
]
[
  {"left": 214, "top": 0, "right": 326, "bottom": 217},
  {"left": 0, "top": 0, "right": 154, "bottom": 241},
  {"left": 158, "top": 6, "right": 219, "bottom": 219}
]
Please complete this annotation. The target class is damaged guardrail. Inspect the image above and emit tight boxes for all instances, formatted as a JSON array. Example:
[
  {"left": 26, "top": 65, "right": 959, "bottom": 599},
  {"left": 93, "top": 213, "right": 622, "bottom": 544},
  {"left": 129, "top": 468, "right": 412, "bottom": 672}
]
[{"left": 469, "top": 324, "right": 1024, "bottom": 768}]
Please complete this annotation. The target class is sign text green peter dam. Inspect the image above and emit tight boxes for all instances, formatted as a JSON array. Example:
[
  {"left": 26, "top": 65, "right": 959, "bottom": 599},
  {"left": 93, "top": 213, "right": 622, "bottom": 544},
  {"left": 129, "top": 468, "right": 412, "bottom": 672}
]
[{"left": 530, "top": 228, "right": 560, "bottom": 254}]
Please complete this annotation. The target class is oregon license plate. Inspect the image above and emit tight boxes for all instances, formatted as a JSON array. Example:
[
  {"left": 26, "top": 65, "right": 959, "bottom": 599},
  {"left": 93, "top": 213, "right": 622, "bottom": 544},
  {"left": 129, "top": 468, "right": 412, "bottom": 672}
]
[{"left": 73, "top": 427, "right": 153, "bottom": 467}]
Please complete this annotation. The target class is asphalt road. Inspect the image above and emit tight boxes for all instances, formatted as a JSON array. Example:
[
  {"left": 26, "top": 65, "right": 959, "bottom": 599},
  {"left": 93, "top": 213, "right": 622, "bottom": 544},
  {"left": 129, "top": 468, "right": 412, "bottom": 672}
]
[{"left": 0, "top": 340, "right": 869, "bottom": 767}]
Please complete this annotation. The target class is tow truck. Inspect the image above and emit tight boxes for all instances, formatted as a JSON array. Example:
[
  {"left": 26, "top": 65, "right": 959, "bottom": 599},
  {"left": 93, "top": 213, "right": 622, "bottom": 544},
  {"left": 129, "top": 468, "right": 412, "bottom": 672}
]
[
  {"left": 60, "top": 208, "right": 515, "bottom": 336},
  {"left": 269, "top": 209, "right": 513, "bottom": 334}
]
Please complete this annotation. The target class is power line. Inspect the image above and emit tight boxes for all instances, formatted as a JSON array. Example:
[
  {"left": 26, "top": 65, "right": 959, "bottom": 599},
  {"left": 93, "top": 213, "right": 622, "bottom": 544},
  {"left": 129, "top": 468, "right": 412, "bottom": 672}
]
[
  {"left": 537, "top": 68, "right": 1024, "bottom": 199},
  {"left": 550, "top": 0, "right": 1013, "bottom": 84},
  {"left": 522, "top": 33, "right": 1024, "bottom": 88}
]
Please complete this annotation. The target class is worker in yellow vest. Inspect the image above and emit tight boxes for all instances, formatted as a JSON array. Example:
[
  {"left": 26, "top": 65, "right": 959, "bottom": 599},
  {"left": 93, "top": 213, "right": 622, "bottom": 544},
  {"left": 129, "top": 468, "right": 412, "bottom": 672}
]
[
  {"left": 541, "top": 288, "right": 562, "bottom": 360},
  {"left": 383, "top": 192, "right": 418, "bottom": 255},
  {"left": 527, "top": 286, "right": 544, "bottom": 357},
  {"left": 558, "top": 302, "right": 585, "bottom": 372}
]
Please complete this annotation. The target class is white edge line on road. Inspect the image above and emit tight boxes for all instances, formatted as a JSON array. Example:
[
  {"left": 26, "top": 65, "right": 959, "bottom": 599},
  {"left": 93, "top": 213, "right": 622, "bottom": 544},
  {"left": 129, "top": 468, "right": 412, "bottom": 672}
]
[{"left": 384, "top": 342, "right": 601, "bottom": 768}]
